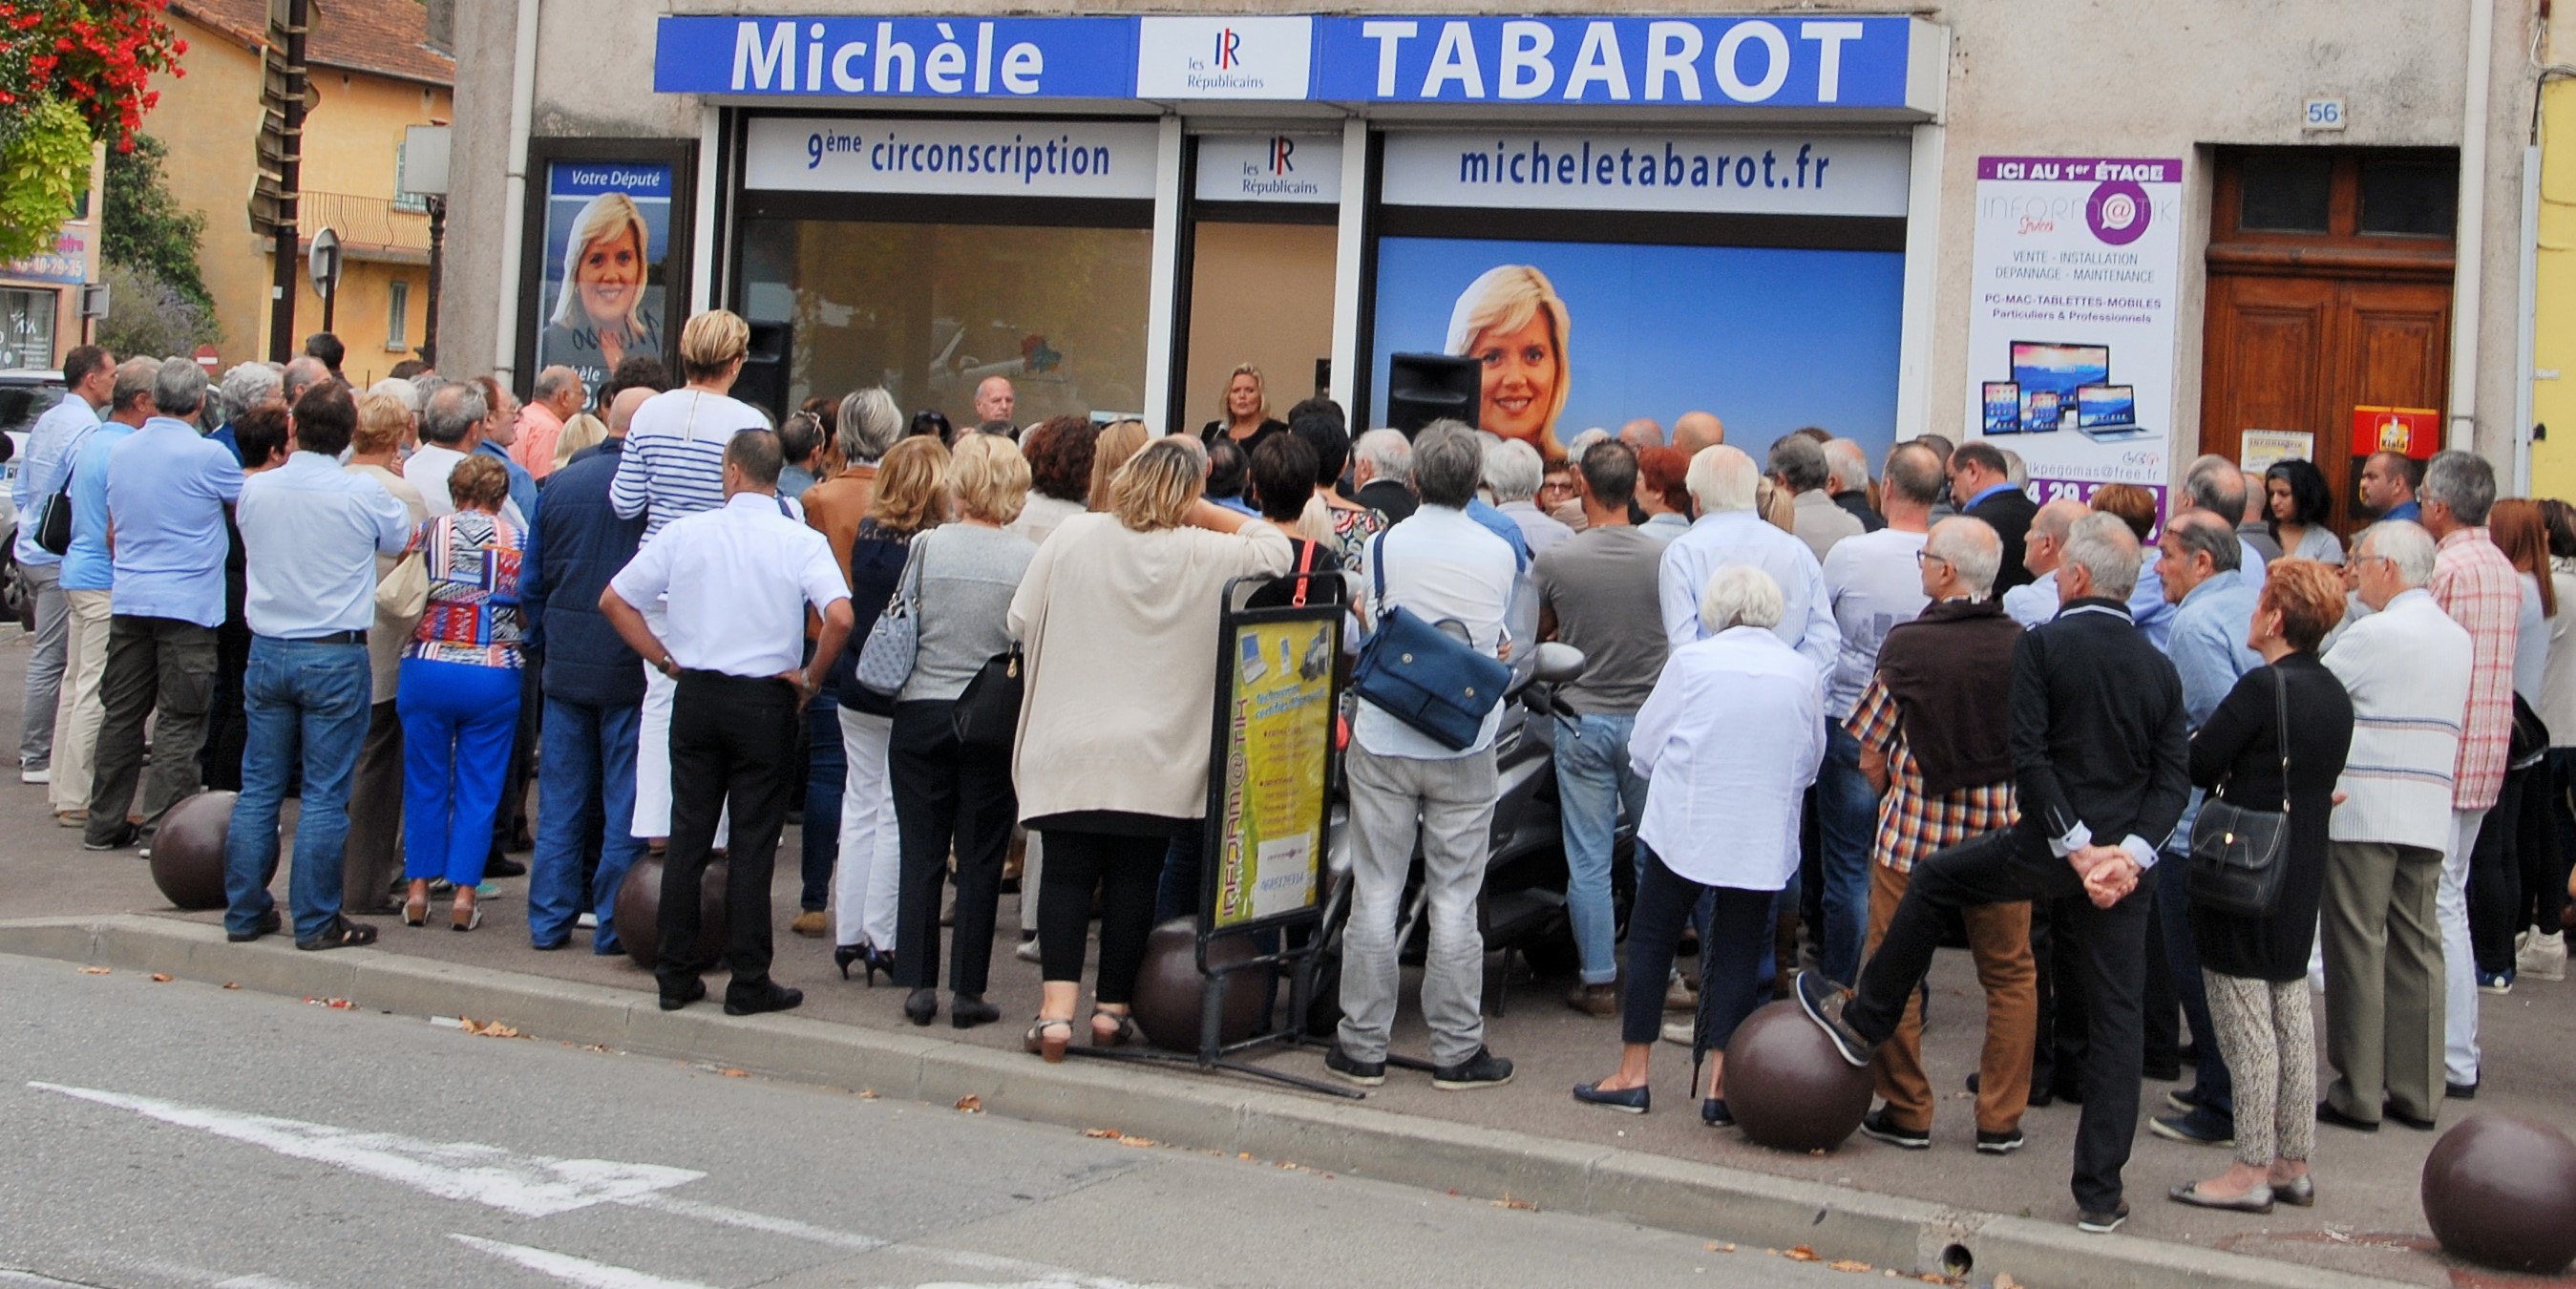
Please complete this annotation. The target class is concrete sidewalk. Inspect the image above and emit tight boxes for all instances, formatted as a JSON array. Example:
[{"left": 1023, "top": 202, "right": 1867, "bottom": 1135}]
[{"left": 0, "top": 630, "right": 2558, "bottom": 1288}]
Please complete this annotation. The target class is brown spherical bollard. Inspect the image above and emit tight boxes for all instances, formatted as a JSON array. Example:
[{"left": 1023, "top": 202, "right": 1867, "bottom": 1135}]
[
  {"left": 1129, "top": 918, "right": 1270, "bottom": 1053},
  {"left": 2421, "top": 1113, "right": 2576, "bottom": 1274},
  {"left": 611, "top": 854, "right": 729, "bottom": 971},
  {"left": 1721, "top": 1000, "right": 1877, "bottom": 1152},
  {"left": 149, "top": 791, "right": 238, "bottom": 911}
]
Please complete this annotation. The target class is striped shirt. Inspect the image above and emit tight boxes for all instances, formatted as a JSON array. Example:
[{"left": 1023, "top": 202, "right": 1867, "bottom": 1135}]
[
  {"left": 404, "top": 511, "right": 526, "bottom": 669},
  {"left": 2321, "top": 587, "right": 2471, "bottom": 852},
  {"left": 609, "top": 388, "right": 771, "bottom": 541},
  {"left": 2432, "top": 527, "right": 2521, "bottom": 810}
]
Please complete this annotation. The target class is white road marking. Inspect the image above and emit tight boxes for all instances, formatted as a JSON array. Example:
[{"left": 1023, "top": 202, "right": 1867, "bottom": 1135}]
[
  {"left": 616, "top": 1192, "right": 885, "bottom": 1251},
  {"left": 448, "top": 1236, "right": 715, "bottom": 1289},
  {"left": 28, "top": 1083, "right": 703, "bottom": 1217}
]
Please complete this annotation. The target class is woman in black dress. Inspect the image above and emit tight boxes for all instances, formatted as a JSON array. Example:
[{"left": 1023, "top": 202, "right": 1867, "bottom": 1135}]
[
  {"left": 1199, "top": 363, "right": 1287, "bottom": 451},
  {"left": 2168, "top": 559, "right": 2354, "bottom": 1215}
]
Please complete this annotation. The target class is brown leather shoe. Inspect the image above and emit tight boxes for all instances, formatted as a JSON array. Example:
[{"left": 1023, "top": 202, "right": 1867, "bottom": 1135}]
[
  {"left": 790, "top": 909, "right": 829, "bottom": 938},
  {"left": 1565, "top": 983, "right": 1617, "bottom": 1016}
]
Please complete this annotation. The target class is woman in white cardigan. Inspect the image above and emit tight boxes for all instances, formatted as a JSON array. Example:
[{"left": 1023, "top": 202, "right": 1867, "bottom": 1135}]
[{"left": 1007, "top": 435, "right": 1292, "bottom": 1060}]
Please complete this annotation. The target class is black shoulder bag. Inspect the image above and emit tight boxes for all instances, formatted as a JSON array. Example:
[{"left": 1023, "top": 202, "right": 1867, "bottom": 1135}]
[{"left": 2185, "top": 667, "right": 2291, "bottom": 919}]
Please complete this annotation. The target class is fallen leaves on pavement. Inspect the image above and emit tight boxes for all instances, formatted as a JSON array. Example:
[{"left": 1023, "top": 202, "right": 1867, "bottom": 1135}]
[
  {"left": 954, "top": 1094, "right": 982, "bottom": 1113},
  {"left": 456, "top": 1017, "right": 523, "bottom": 1038},
  {"left": 149, "top": 973, "right": 172, "bottom": 983},
  {"left": 1827, "top": 1259, "right": 1871, "bottom": 1273},
  {"left": 1785, "top": 1246, "right": 1822, "bottom": 1262},
  {"left": 1489, "top": 1194, "right": 1536, "bottom": 1212},
  {"left": 79, "top": 966, "right": 109, "bottom": 975},
  {"left": 1703, "top": 1242, "right": 1736, "bottom": 1253},
  {"left": 222, "top": 982, "right": 240, "bottom": 989},
  {"left": 304, "top": 997, "right": 354, "bottom": 1009}
]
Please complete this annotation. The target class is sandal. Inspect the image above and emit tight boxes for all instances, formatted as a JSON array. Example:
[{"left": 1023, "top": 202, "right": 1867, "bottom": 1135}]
[
  {"left": 1024, "top": 1016, "right": 1075, "bottom": 1063},
  {"left": 295, "top": 915, "right": 379, "bottom": 952},
  {"left": 1090, "top": 1006, "right": 1137, "bottom": 1048},
  {"left": 452, "top": 898, "right": 482, "bottom": 933},
  {"left": 402, "top": 891, "right": 428, "bottom": 928}
]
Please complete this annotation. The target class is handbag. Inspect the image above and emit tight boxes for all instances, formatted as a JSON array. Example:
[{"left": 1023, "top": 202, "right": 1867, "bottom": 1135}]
[
  {"left": 1349, "top": 534, "right": 1510, "bottom": 751},
  {"left": 2509, "top": 691, "right": 2550, "bottom": 771},
  {"left": 853, "top": 530, "right": 925, "bottom": 696},
  {"left": 374, "top": 525, "right": 431, "bottom": 623},
  {"left": 2186, "top": 667, "right": 2292, "bottom": 919},
  {"left": 33, "top": 427, "right": 87, "bottom": 558},
  {"left": 950, "top": 645, "right": 1024, "bottom": 752}
]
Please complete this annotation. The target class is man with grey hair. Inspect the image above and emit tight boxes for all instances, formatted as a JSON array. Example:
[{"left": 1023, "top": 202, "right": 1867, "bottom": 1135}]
[
  {"left": 1813, "top": 441, "right": 1941, "bottom": 986},
  {"left": 513, "top": 365, "right": 585, "bottom": 481},
  {"left": 281, "top": 355, "right": 331, "bottom": 410},
  {"left": 1484, "top": 436, "right": 1571, "bottom": 558},
  {"left": 2003, "top": 498, "right": 2090, "bottom": 629},
  {"left": 1771, "top": 433, "right": 1862, "bottom": 562},
  {"left": 2180, "top": 454, "right": 2269, "bottom": 594},
  {"left": 1847, "top": 515, "right": 2038, "bottom": 1155},
  {"left": 1660, "top": 444, "right": 1839, "bottom": 674},
  {"left": 81, "top": 359, "right": 246, "bottom": 856},
  {"left": 14, "top": 344, "right": 111, "bottom": 787},
  {"left": 2317, "top": 520, "right": 2468, "bottom": 1131},
  {"left": 1351, "top": 428, "right": 1416, "bottom": 523},
  {"left": 1331, "top": 421, "right": 1519, "bottom": 1091},
  {"left": 2418, "top": 450, "right": 2516, "bottom": 1092},
  {"left": 48, "top": 358, "right": 158, "bottom": 825},
  {"left": 404, "top": 380, "right": 487, "bottom": 517},
  {"left": 218, "top": 362, "right": 285, "bottom": 431},
  {"left": 1804, "top": 508, "right": 2187, "bottom": 1233},
  {"left": 1825, "top": 437, "right": 1882, "bottom": 533}
]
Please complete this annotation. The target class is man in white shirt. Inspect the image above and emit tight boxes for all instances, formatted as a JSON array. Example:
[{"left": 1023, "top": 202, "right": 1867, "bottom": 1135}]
[
  {"left": 403, "top": 382, "right": 484, "bottom": 518},
  {"left": 2003, "top": 499, "right": 2087, "bottom": 628},
  {"left": 13, "top": 344, "right": 111, "bottom": 786},
  {"left": 1813, "top": 442, "right": 1940, "bottom": 983},
  {"left": 1658, "top": 445, "right": 1839, "bottom": 676},
  {"left": 1484, "top": 437, "right": 1572, "bottom": 558},
  {"left": 1331, "top": 423, "right": 1519, "bottom": 1092},
  {"left": 604, "top": 430, "right": 852, "bottom": 1018},
  {"left": 2318, "top": 520, "right": 2470, "bottom": 1131}
]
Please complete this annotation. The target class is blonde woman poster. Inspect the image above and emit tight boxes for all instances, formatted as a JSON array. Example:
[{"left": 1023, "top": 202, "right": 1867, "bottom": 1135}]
[
  {"left": 1445, "top": 264, "right": 1573, "bottom": 460},
  {"left": 536, "top": 164, "right": 673, "bottom": 409}
]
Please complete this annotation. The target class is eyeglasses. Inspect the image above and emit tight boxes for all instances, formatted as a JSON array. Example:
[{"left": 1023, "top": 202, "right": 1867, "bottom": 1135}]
[{"left": 1914, "top": 550, "right": 1951, "bottom": 567}]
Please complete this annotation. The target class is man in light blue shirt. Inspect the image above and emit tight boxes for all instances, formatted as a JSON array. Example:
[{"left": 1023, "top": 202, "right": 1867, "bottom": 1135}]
[
  {"left": 81, "top": 359, "right": 245, "bottom": 855},
  {"left": 48, "top": 357, "right": 156, "bottom": 827},
  {"left": 2144, "top": 509, "right": 2263, "bottom": 1148},
  {"left": 1657, "top": 444, "right": 1840, "bottom": 677},
  {"left": 12, "top": 344, "right": 111, "bottom": 786},
  {"left": 222, "top": 382, "right": 411, "bottom": 949}
]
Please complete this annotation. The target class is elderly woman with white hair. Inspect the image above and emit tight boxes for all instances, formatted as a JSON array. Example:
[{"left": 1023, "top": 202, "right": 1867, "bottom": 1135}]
[
  {"left": 1573, "top": 563, "right": 1825, "bottom": 1125},
  {"left": 217, "top": 362, "right": 285, "bottom": 430},
  {"left": 1485, "top": 436, "right": 1573, "bottom": 557}
]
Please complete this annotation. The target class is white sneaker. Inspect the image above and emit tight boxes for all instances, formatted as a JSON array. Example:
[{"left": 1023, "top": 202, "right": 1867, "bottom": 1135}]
[
  {"left": 1014, "top": 935, "right": 1042, "bottom": 963},
  {"left": 576, "top": 912, "right": 599, "bottom": 930},
  {"left": 2518, "top": 929, "right": 2567, "bottom": 982},
  {"left": 19, "top": 766, "right": 49, "bottom": 785},
  {"left": 1660, "top": 1018, "right": 1693, "bottom": 1046}
]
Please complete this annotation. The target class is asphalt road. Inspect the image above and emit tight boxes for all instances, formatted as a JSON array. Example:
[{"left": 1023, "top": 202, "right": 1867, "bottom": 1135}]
[{"left": 0, "top": 953, "right": 1874, "bottom": 1289}]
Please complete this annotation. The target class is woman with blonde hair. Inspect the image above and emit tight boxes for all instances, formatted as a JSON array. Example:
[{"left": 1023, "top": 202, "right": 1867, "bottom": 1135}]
[
  {"left": 1087, "top": 418, "right": 1150, "bottom": 513},
  {"left": 1446, "top": 264, "right": 1572, "bottom": 459},
  {"left": 538, "top": 191, "right": 661, "bottom": 394},
  {"left": 1008, "top": 435, "right": 1291, "bottom": 1059},
  {"left": 1200, "top": 364, "right": 1287, "bottom": 452},
  {"left": 886, "top": 433, "right": 1035, "bottom": 1028}
]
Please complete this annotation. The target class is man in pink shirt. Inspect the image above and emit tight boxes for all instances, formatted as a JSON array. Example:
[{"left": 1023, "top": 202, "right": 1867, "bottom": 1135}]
[
  {"left": 511, "top": 366, "right": 584, "bottom": 481},
  {"left": 2418, "top": 450, "right": 2517, "bottom": 1098}
]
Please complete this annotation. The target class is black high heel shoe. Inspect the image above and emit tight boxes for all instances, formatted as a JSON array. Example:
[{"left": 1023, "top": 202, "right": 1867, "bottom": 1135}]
[
  {"left": 902, "top": 987, "right": 938, "bottom": 1026},
  {"left": 834, "top": 943, "right": 893, "bottom": 986},
  {"left": 951, "top": 992, "right": 1000, "bottom": 1029}
]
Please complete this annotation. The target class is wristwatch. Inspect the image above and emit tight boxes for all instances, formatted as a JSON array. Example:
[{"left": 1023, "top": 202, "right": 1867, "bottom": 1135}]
[{"left": 655, "top": 654, "right": 680, "bottom": 678}]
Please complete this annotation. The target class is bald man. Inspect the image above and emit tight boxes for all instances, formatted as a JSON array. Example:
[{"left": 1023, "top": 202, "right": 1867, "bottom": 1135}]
[
  {"left": 1673, "top": 411, "right": 1724, "bottom": 458},
  {"left": 974, "top": 376, "right": 1016, "bottom": 432},
  {"left": 2002, "top": 497, "right": 2090, "bottom": 628},
  {"left": 1618, "top": 418, "right": 1665, "bottom": 452},
  {"left": 515, "top": 365, "right": 585, "bottom": 480}
]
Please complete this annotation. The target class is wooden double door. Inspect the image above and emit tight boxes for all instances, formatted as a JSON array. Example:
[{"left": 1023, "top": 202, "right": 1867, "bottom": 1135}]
[{"left": 2198, "top": 149, "right": 2456, "bottom": 533}]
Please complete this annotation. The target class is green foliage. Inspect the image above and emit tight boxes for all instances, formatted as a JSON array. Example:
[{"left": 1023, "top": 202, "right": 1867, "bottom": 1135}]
[
  {"left": 102, "top": 133, "right": 208, "bottom": 308},
  {"left": 94, "top": 260, "right": 223, "bottom": 359},
  {"left": 0, "top": 97, "right": 88, "bottom": 264}
]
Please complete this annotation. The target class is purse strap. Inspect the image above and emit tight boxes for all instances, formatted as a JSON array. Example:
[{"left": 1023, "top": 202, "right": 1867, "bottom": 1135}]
[
  {"left": 1290, "top": 538, "right": 1320, "bottom": 609},
  {"left": 2271, "top": 666, "right": 2291, "bottom": 814}
]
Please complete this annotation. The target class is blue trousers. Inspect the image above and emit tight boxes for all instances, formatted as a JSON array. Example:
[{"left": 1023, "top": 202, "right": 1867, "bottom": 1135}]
[
  {"left": 397, "top": 658, "right": 522, "bottom": 888},
  {"left": 801, "top": 686, "right": 844, "bottom": 912},
  {"left": 222, "top": 638, "right": 371, "bottom": 941},
  {"left": 1552, "top": 711, "right": 1644, "bottom": 985},
  {"left": 528, "top": 695, "right": 644, "bottom": 952},
  {"left": 1816, "top": 723, "right": 1880, "bottom": 985}
]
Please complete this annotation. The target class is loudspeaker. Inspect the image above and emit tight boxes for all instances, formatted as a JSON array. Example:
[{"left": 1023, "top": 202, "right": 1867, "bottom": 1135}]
[
  {"left": 1386, "top": 352, "right": 1478, "bottom": 436},
  {"left": 733, "top": 321, "right": 793, "bottom": 426}
]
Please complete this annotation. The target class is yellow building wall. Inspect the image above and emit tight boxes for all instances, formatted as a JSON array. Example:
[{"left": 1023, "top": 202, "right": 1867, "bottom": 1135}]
[{"left": 147, "top": 14, "right": 449, "bottom": 370}]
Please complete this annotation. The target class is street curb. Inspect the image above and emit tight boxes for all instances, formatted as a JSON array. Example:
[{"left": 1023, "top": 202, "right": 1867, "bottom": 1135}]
[{"left": 2, "top": 915, "right": 2416, "bottom": 1289}]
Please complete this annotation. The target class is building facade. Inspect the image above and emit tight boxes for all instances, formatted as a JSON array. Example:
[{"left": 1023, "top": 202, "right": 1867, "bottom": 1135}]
[
  {"left": 159, "top": 0, "right": 454, "bottom": 382},
  {"left": 437, "top": 2, "right": 2536, "bottom": 512},
  {"left": 0, "top": 148, "right": 108, "bottom": 371}
]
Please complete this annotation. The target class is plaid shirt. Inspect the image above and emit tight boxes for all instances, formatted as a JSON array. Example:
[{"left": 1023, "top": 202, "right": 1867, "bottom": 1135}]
[
  {"left": 1845, "top": 677, "right": 2018, "bottom": 874},
  {"left": 2432, "top": 527, "right": 2520, "bottom": 810}
]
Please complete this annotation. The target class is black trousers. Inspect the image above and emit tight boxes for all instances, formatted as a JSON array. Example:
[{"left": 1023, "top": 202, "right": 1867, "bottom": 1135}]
[
  {"left": 1038, "top": 828, "right": 1167, "bottom": 1003},
  {"left": 659, "top": 670, "right": 801, "bottom": 1000},
  {"left": 888, "top": 700, "right": 1016, "bottom": 995},
  {"left": 1848, "top": 829, "right": 2150, "bottom": 1215},
  {"left": 2468, "top": 766, "right": 2529, "bottom": 976},
  {"left": 1623, "top": 845, "right": 1772, "bottom": 1051}
]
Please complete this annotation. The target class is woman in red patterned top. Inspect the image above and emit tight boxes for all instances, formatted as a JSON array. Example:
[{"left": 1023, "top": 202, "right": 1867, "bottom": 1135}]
[{"left": 397, "top": 454, "right": 528, "bottom": 933}]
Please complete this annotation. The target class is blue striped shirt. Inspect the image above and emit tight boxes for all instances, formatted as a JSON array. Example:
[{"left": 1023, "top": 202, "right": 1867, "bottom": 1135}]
[{"left": 609, "top": 388, "right": 771, "bottom": 540}]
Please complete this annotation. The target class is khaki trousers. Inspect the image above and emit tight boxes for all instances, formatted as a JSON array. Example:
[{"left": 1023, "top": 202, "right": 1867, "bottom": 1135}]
[
  {"left": 2321, "top": 839, "right": 2446, "bottom": 1125},
  {"left": 48, "top": 588, "right": 113, "bottom": 815},
  {"left": 1865, "top": 858, "right": 2038, "bottom": 1133}
]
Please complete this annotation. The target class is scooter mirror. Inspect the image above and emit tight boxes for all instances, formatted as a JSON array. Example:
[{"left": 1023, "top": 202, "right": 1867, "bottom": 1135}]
[{"left": 1531, "top": 641, "right": 1587, "bottom": 686}]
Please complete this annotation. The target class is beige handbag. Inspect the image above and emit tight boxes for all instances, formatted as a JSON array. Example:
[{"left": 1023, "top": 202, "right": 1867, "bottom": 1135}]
[{"left": 376, "top": 526, "right": 431, "bottom": 623}]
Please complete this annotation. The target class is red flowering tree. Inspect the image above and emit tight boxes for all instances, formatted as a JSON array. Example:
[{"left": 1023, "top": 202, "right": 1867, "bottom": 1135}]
[{"left": 0, "top": 0, "right": 185, "bottom": 261}]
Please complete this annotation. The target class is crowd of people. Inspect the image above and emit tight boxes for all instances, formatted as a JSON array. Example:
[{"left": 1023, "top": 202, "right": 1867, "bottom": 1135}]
[{"left": 24, "top": 313, "right": 2575, "bottom": 1234}]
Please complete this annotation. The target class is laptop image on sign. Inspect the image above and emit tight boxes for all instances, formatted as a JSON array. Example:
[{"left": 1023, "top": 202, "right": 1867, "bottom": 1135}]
[{"left": 2075, "top": 383, "right": 2149, "bottom": 441}]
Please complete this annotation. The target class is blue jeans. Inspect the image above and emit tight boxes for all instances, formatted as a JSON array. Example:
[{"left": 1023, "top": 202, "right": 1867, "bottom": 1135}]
[
  {"left": 801, "top": 686, "right": 844, "bottom": 912},
  {"left": 1552, "top": 711, "right": 1643, "bottom": 985},
  {"left": 397, "top": 658, "right": 522, "bottom": 887},
  {"left": 1816, "top": 723, "right": 1880, "bottom": 985},
  {"left": 222, "top": 638, "right": 371, "bottom": 941},
  {"left": 2158, "top": 847, "right": 2235, "bottom": 1118},
  {"left": 528, "top": 696, "right": 644, "bottom": 952}
]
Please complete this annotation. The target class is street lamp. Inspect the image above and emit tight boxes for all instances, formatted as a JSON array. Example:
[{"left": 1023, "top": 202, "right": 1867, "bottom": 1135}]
[{"left": 403, "top": 123, "right": 452, "bottom": 369}]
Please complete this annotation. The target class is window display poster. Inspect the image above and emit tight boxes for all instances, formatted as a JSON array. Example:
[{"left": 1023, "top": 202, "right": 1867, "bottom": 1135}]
[
  {"left": 1368, "top": 237, "right": 1904, "bottom": 462},
  {"left": 535, "top": 162, "right": 675, "bottom": 411},
  {"left": 1960, "top": 157, "right": 2184, "bottom": 507}
]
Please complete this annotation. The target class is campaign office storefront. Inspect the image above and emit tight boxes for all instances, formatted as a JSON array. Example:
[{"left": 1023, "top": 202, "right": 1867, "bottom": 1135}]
[{"left": 644, "top": 14, "right": 1940, "bottom": 462}]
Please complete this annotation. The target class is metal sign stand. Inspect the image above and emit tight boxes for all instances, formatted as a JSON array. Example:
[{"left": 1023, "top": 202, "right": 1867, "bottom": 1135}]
[{"left": 1069, "top": 574, "right": 1354, "bottom": 1099}]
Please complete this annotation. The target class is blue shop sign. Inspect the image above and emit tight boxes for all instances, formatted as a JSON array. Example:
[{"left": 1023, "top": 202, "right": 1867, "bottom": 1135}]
[{"left": 653, "top": 13, "right": 1928, "bottom": 110}]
